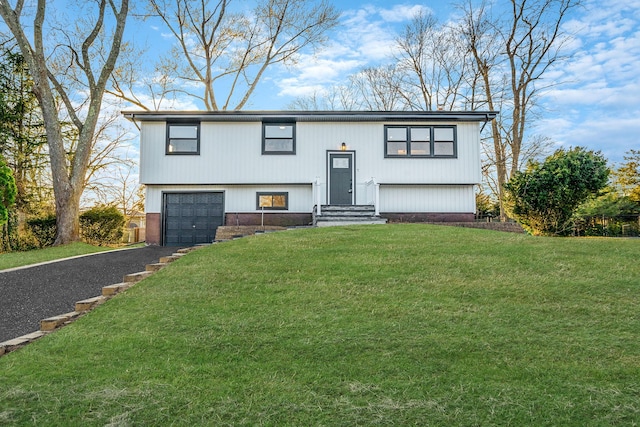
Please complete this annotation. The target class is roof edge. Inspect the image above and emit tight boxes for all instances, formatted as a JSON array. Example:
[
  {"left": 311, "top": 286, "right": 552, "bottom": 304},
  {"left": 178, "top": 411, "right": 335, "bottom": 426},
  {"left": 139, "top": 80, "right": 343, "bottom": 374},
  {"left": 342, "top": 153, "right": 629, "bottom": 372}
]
[{"left": 122, "top": 110, "right": 499, "bottom": 123}]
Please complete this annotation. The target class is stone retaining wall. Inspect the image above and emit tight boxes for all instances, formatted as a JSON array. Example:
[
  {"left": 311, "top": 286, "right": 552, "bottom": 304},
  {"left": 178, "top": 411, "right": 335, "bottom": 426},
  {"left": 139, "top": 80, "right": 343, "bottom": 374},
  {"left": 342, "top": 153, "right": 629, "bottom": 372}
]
[{"left": 214, "top": 226, "right": 287, "bottom": 241}]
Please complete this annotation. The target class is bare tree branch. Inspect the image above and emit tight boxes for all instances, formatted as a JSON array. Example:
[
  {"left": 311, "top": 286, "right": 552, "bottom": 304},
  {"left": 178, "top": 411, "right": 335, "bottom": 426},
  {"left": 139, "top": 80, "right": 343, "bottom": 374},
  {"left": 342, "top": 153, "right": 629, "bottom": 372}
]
[{"left": 136, "top": 0, "right": 338, "bottom": 111}]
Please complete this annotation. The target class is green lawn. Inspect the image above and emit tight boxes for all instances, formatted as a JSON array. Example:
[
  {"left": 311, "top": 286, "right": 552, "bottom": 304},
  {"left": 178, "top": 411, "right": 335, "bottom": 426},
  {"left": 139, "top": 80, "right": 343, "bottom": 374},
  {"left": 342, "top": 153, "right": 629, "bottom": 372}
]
[
  {"left": 0, "top": 242, "right": 122, "bottom": 271},
  {"left": 1, "top": 225, "right": 639, "bottom": 426}
]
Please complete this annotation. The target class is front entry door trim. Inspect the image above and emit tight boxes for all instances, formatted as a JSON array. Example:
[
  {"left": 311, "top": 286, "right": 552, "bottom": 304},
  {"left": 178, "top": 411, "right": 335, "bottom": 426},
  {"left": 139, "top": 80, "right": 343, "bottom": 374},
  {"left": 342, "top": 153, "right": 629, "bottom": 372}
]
[{"left": 327, "top": 151, "right": 355, "bottom": 205}]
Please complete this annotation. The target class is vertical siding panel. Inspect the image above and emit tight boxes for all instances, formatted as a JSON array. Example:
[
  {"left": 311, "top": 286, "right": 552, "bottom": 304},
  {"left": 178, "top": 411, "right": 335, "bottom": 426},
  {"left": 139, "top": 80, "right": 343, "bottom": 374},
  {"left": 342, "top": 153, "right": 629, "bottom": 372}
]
[{"left": 379, "top": 185, "right": 475, "bottom": 213}]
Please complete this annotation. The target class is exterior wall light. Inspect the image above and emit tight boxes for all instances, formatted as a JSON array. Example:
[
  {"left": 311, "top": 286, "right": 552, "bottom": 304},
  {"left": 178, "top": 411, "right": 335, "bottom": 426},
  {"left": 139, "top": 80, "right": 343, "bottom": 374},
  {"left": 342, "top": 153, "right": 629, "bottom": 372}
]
[{"left": 341, "top": 142, "right": 347, "bottom": 151}]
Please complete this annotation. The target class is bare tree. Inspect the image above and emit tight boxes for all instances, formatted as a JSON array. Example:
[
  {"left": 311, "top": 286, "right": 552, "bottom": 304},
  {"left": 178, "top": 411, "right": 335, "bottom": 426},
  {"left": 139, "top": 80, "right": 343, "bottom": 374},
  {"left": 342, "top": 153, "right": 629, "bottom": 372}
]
[
  {"left": 459, "top": 0, "right": 580, "bottom": 217},
  {"left": 287, "top": 84, "right": 363, "bottom": 111},
  {"left": 290, "top": 10, "right": 473, "bottom": 113},
  {"left": 0, "top": 0, "right": 129, "bottom": 244},
  {"left": 87, "top": 162, "right": 144, "bottom": 226},
  {"left": 123, "top": 0, "right": 340, "bottom": 111},
  {"left": 394, "top": 11, "right": 470, "bottom": 111},
  {"left": 74, "top": 110, "right": 137, "bottom": 199},
  {"left": 348, "top": 66, "right": 406, "bottom": 111},
  {"left": 107, "top": 41, "right": 186, "bottom": 111}
]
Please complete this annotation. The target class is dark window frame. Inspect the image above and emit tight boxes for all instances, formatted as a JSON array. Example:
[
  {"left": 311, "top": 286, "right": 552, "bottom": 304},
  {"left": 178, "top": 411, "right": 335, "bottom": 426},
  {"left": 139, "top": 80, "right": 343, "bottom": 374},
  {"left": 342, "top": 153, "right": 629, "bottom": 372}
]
[
  {"left": 166, "top": 122, "right": 201, "bottom": 155},
  {"left": 262, "top": 122, "right": 296, "bottom": 155},
  {"left": 384, "top": 125, "right": 457, "bottom": 158},
  {"left": 256, "top": 192, "right": 289, "bottom": 210}
]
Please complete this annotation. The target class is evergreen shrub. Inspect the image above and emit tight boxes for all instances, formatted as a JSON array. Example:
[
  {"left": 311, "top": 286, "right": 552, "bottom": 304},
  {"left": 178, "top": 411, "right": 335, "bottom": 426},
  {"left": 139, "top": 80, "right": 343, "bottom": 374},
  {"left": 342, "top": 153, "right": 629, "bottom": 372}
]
[
  {"left": 26, "top": 214, "right": 57, "bottom": 248},
  {"left": 80, "top": 206, "right": 125, "bottom": 246}
]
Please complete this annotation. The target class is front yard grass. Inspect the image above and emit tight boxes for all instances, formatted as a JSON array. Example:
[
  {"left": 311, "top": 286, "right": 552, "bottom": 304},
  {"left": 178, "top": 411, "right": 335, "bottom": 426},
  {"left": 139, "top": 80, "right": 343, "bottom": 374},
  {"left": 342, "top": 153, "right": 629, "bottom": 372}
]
[
  {"left": 0, "top": 242, "right": 121, "bottom": 271},
  {"left": 1, "top": 224, "right": 639, "bottom": 425}
]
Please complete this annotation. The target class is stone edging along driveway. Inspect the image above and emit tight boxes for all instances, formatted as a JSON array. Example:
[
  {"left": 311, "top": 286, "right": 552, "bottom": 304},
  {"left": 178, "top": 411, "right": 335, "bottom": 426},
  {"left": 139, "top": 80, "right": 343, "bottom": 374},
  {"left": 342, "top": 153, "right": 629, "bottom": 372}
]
[{"left": 0, "top": 246, "right": 202, "bottom": 358}]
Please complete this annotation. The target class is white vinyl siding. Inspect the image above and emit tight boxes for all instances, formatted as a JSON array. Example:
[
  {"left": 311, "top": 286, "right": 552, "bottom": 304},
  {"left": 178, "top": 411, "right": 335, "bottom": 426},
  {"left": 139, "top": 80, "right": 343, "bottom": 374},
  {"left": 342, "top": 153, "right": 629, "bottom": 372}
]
[
  {"left": 379, "top": 185, "right": 476, "bottom": 213},
  {"left": 139, "top": 121, "right": 481, "bottom": 186},
  {"left": 145, "top": 184, "right": 311, "bottom": 214}
]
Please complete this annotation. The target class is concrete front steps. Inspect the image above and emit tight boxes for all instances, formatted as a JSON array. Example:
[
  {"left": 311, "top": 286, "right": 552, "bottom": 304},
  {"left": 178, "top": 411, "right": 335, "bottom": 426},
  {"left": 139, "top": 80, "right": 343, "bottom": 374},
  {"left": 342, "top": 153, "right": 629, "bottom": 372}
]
[
  {"left": 0, "top": 246, "right": 206, "bottom": 357},
  {"left": 315, "top": 205, "right": 387, "bottom": 227}
]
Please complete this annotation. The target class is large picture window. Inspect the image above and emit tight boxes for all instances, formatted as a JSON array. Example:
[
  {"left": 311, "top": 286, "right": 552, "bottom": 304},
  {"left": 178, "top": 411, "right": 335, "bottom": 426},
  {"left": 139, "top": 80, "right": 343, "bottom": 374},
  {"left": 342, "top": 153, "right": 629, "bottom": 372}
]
[
  {"left": 263, "top": 123, "right": 295, "bottom": 154},
  {"left": 167, "top": 123, "right": 200, "bottom": 154},
  {"left": 256, "top": 192, "right": 289, "bottom": 210},
  {"left": 385, "top": 125, "right": 456, "bottom": 158}
]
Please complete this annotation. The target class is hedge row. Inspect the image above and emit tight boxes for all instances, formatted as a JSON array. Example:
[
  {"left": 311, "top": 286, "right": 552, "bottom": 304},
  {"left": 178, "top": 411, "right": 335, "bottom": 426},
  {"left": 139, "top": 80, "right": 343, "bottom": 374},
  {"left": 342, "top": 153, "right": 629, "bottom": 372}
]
[{"left": 26, "top": 206, "right": 125, "bottom": 247}]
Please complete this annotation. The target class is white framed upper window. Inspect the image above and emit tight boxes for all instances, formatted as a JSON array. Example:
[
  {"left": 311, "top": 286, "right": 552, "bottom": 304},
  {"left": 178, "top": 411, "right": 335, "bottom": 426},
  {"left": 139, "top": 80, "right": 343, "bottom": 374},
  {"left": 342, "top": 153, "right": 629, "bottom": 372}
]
[
  {"left": 385, "top": 125, "right": 456, "bottom": 158},
  {"left": 167, "top": 123, "right": 200, "bottom": 155},
  {"left": 263, "top": 123, "right": 295, "bottom": 154}
]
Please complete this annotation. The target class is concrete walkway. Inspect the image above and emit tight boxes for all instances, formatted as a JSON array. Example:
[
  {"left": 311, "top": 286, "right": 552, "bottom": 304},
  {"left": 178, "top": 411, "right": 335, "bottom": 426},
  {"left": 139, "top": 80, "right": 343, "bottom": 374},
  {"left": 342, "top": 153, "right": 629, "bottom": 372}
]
[{"left": 0, "top": 246, "right": 180, "bottom": 343}]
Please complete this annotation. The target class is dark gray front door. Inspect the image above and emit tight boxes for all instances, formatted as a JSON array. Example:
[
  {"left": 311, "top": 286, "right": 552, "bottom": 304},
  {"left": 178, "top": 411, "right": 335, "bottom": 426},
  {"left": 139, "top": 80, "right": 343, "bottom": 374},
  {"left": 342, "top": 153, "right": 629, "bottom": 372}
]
[
  {"left": 163, "top": 192, "right": 224, "bottom": 246},
  {"left": 329, "top": 153, "right": 354, "bottom": 205}
]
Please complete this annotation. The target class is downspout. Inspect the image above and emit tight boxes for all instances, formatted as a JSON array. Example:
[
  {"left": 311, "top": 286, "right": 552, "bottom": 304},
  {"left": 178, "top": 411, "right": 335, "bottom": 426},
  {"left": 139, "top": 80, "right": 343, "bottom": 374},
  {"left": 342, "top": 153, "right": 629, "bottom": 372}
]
[
  {"left": 123, "top": 113, "right": 141, "bottom": 131},
  {"left": 480, "top": 113, "right": 490, "bottom": 133}
]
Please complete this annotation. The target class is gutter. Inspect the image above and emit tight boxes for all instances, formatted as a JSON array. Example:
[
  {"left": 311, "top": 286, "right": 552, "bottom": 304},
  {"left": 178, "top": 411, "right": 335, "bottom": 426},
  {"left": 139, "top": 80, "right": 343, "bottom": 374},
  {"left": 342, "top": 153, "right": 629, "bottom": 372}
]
[
  {"left": 480, "top": 112, "right": 494, "bottom": 133},
  {"left": 122, "top": 110, "right": 500, "bottom": 123}
]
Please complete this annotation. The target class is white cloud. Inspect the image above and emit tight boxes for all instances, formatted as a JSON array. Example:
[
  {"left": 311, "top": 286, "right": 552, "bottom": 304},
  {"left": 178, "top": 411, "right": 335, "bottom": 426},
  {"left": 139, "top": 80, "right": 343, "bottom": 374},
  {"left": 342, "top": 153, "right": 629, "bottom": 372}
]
[
  {"left": 276, "top": 57, "right": 363, "bottom": 98},
  {"left": 537, "top": 0, "right": 640, "bottom": 162},
  {"left": 540, "top": 113, "right": 640, "bottom": 164},
  {"left": 379, "top": 4, "right": 431, "bottom": 22},
  {"left": 277, "top": 83, "right": 327, "bottom": 98},
  {"left": 274, "top": 2, "right": 429, "bottom": 101},
  {"left": 294, "top": 57, "right": 363, "bottom": 82}
]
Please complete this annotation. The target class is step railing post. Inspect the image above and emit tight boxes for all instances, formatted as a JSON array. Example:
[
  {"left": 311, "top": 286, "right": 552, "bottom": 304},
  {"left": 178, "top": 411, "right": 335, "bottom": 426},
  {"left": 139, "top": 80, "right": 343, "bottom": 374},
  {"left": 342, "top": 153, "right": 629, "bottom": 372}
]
[
  {"left": 374, "top": 179, "right": 380, "bottom": 216},
  {"left": 366, "top": 178, "right": 380, "bottom": 216},
  {"left": 314, "top": 177, "right": 322, "bottom": 216}
]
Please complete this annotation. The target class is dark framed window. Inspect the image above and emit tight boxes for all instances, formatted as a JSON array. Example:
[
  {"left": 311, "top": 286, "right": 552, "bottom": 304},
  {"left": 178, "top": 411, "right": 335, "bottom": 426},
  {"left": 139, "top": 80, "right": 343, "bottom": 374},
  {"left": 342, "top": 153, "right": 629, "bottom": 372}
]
[
  {"left": 384, "top": 125, "right": 456, "bottom": 158},
  {"left": 256, "top": 192, "right": 289, "bottom": 210},
  {"left": 167, "top": 122, "right": 200, "bottom": 154},
  {"left": 263, "top": 123, "right": 295, "bottom": 154}
]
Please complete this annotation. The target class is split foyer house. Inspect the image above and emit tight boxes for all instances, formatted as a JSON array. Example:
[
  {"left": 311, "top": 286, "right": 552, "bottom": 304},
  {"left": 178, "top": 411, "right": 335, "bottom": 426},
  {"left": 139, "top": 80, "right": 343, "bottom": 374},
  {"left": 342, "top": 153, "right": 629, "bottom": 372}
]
[{"left": 124, "top": 110, "right": 498, "bottom": 246}]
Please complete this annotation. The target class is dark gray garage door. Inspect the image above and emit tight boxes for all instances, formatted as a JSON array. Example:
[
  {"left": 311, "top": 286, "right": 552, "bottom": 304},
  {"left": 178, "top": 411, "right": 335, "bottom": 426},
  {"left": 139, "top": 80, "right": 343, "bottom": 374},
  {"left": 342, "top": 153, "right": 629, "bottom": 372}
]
[{"left": 163, "top": 192, "right": 224, "bottom": 246}]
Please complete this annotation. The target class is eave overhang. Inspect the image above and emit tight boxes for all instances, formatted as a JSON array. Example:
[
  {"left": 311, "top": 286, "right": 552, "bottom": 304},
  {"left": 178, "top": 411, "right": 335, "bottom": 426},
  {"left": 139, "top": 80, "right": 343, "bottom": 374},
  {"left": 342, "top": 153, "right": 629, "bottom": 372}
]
[{"left": 122, "top": 110, "right": 499, "bottom": 123}]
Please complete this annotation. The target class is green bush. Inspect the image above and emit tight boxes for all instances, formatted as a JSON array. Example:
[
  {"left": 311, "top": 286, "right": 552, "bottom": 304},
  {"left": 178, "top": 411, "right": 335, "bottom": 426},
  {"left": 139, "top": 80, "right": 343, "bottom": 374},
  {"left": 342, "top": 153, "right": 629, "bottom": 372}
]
[
  {"left": 0, "top": 157, "right": 17, "bottom": 226},
  {"left": 80, "top": 206, "right": 125, "bottom": 246},
  {"left": 504, "top": 147, "right": 609, "bottom": 236},
  {"left": 26, "top": 214, "right": 57, "bottom": 248}
]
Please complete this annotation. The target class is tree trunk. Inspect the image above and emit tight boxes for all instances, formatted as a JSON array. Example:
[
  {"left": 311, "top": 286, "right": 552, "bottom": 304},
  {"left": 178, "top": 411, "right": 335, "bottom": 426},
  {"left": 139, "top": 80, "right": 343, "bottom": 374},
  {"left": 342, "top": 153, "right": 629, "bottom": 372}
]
[{"left": 54, "top": 188, "right": 81, "bottom": 245}]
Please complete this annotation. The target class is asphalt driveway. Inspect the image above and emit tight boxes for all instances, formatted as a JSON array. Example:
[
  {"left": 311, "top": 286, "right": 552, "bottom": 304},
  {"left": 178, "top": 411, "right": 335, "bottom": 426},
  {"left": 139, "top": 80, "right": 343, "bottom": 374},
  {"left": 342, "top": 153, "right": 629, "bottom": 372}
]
[{"left": 0, "top": 245, "right": 180, "bottom": 343}]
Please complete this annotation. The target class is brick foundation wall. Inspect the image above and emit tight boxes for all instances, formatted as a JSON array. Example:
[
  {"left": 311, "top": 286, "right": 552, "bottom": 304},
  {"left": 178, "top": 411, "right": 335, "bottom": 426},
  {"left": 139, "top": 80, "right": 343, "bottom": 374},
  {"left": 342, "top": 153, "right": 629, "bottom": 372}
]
[
  {"left": 145, "top": 213, "right": 161, "bottom": 245},
  {"left": 225, "top": 213, "right": 312, "bottom": 227}
]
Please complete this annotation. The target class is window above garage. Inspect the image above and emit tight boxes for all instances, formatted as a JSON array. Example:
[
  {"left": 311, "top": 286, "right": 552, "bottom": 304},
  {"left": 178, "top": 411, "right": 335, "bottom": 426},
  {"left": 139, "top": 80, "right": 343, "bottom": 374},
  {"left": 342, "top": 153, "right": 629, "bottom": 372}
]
[
  {"left": 262, "top": 123, "right": 295, "bottom": 155},
  {"left": 166, "top": 122, "right": 200, "bottom": 155}
]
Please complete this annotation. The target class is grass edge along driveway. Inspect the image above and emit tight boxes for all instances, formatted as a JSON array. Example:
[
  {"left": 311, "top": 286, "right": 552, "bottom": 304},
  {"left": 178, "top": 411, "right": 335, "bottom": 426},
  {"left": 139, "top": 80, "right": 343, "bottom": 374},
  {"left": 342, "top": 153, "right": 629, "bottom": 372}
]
[
  {"left": 0, "top": 224, "right": 638, "bottom": 426},
  {"left": 0, "top": 242, "right": 130, "bottom": 271}
]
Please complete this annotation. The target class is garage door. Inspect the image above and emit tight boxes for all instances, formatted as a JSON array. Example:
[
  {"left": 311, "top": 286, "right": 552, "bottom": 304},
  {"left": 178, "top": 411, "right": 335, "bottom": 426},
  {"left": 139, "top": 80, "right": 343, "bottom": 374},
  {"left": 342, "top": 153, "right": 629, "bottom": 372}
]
[{"left": 163, "top": 192, "right": 224, "bottom": 246}]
